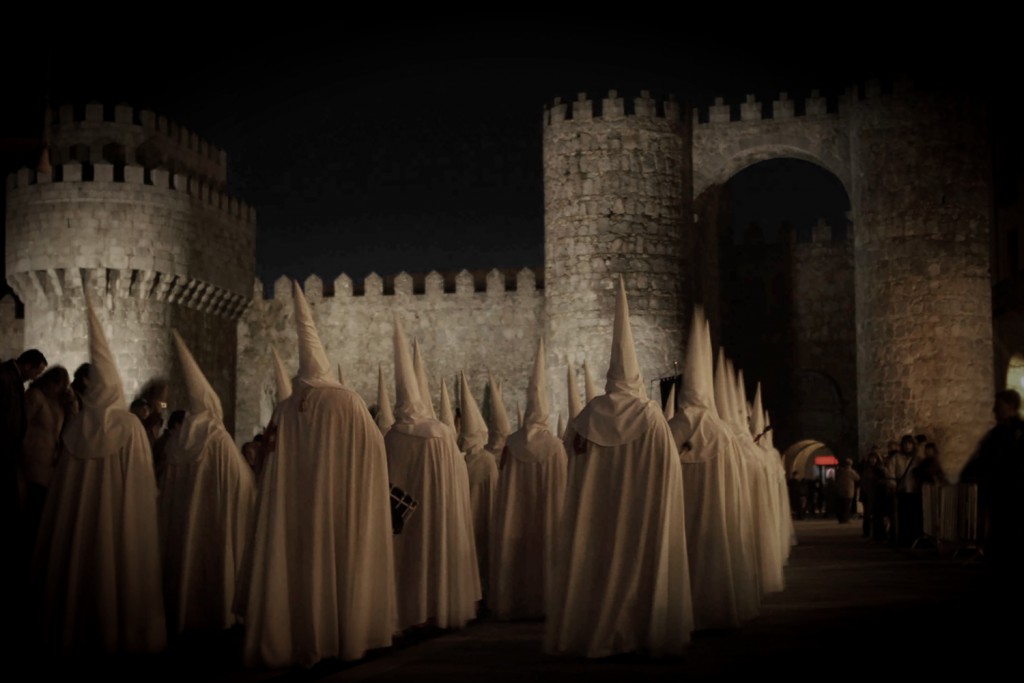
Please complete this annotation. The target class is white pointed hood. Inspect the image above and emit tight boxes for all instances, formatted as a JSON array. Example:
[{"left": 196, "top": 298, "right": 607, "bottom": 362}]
[
  {"left": 293, "top": 280, "right": 336, "bottom": 389},
  {"left": 413, "top": 339, "right": 437, "bottom": 420},
  {"left": 337, "top": 363, "right": 345, "bottom": 386},
  {"left": 582, "top": 359, "right": 597, "bottom": 403},
  {"left": 573, "top": 276, "right": 659, "bottom": 447},
  {"left": 439, "top": 376, "right": 456, "bottom": 431},
  {"left": 376, "top": 364, "right": 395, "bottom": 434},
  {"left": 485, "top": 369, "right": 512, "bottom": 452},
  {"left": 714, "top": 347, "right": 732, "bottom": 425},
  {"left": 765, "top": 410, "right": 776, "bottom": 449},
  {"left": 517, "top": 401, "right": 524, "bottom": 431},
  {"left": 681, "top": 306, "right": 715, "bottom": 411},
  {"left": 664, "top": 384, "right": 676, "bottom": 420},
  {"left": 459, "top": 371, "right": 489, "bottom": 452},
  {"left": 271, "top": 346, "right": 292, "bottom": 403},
  {"left": 392, "top": 316, "right": 448, "bottom": 438},
  {"left": 751, "top": 382, "right": 767, "bottom": 445},
  {"left": 566, "top": 363, "right": 583, "bottom": 420},
  {"left": 506, "top": 338, "right": 554, "bottom": 461},
  {"left": 167, "top": 329, "right": 224, "bottom": 462},
  {"left": 736, "top": 368, "right": 752, "bottom": 434},
  {"left": 63, "top": 293, "right": 133, "bottom": 459}
]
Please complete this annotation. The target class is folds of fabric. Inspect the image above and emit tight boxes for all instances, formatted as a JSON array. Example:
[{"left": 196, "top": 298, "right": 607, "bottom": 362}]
[
  {"left": 238, "top": 385, "right": 397, "bottom": 668},
  {"left": 386, "top": 429, "right": 481, "bottom": 631},
  {"left": 544, "top": 413, "right": 693, "bottom": 657},
  {"left": 32, "top": 413, "right": 166, "bottom": 656},
  {"left": 464, "top": 445, "right": 497, "bottom": 602},
  {"left": 489, "top": 430, "right": 567, "bottom": 620},
  {"left": 159, "top": 426, "right": 256, "bottom": 635}
]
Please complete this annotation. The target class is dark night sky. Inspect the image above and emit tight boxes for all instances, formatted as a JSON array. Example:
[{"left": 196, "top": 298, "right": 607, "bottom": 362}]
[{"left": 1, "top": 18, "right": 1014, "bottom": 299}]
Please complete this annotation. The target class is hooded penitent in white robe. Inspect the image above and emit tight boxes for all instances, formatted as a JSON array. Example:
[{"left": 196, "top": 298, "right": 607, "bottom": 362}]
[
  {"left": 490, "top": 338, "right": 567, "bottom": 620},
  {"left": 386, "top": 318, "right": 480, "bottom": 631},
  {"left": 668, "top": 310, "right": 759, "bottom": 630},
  {"left": 159, "top": 330, "right": 256, "bottom": 637},
  {"left": 727, "top": 362, "right": 784, "bottom": 595},
  {"left": 545, "top": 277, "right": 694, "bottom": 657},
  {"left": 236, "top": 281, "right": 397, "bottom": 668},
  {"left": 764, "top": 409, "right": 796, "bottom": 553},
  {"left": 459, "top": 371, "right": 497, "bottom": 602},
  {"left": 752, "top": 387, "right": 795, "bottom": 564},
  {"left": 485, "top": 370, "right": 512, "bottom": 457},
  {"left": 32, "top": 295, "right": 166, "bottom": 656}
]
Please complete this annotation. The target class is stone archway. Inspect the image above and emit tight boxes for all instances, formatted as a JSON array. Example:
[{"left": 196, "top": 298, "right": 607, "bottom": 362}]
[{"left": 698, "top": 153, "right": 857, "bottom": 462}]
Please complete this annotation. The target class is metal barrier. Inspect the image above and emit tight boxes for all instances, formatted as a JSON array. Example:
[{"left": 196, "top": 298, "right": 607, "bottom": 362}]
[{"left": 919, "top": 483, "right": 981, "bottom": 557}]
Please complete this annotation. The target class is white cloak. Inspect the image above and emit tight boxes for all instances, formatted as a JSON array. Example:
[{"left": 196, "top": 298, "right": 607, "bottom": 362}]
[
  {"left": 237, "top": 383, "right": 397, "bottom": 668},
  {"left": 465, "top": 445, "right": 497, "bottom": 601},
  {"left": 32, "top": 410, "right": 166, "bottom": 655},
  {"left": 545, "top": 404, "right": 694, "bottom": 657},
  {"left": 159, "top": 417, "right": 256, "bottom": 635},
  {"left": 489, "top": 429, "right": 567, "bottom": 620},
  {"left": 386, "top": 428, "right": 481, "bottom": 631}
]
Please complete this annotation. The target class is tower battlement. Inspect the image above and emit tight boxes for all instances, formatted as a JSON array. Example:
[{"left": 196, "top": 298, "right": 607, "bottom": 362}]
[
  {"left": 48, "top": 102, "right": 228, "bottom": 188},
  {"left": 544, "top": 90, "right": 684, "bottom": 126}
]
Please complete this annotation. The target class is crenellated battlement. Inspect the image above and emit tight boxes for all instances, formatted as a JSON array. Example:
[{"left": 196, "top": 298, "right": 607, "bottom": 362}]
[
  {"left": 52, "top": 102, "right": 226, "bottom": 166},
  {"left": 6, "top": 163, "right": 255, "bottom": 227},
  {"left": 260, "top": 266, "right": 543, "bottom": 302},
  {"left": 694, "top": 88, "right": 848, "bottom": 126},
  {"left": 544, "top": 90, "right": 684, "bottom": 126}
]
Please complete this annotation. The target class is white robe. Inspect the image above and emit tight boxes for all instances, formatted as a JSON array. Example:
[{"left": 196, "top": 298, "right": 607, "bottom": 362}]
[
  {"left": 159, "top": 417, "right": 256, "bottom": 635},
  {"left": 735, "top": 433, "right": 785, "bottom": 595},
  {"left": 545, "top": 403, "right": 694, "bottom": 657},
  {"left": 237, "top": 383, "right": 397, "bottom": 668},
  {"left": 386, "top": 428, "right": 481, "bottom": 631},
  {"left": 465, "top": 445, "right": 497, "bottom": 601},
  {"left": 489, "top": 429, "right": 567, "bottom": 620},
  {"left": 671, "top": 411, "right": 760, "bottom": 629},
  {"left": 31, "top": 410, "right": 166, "bottom": 655}
]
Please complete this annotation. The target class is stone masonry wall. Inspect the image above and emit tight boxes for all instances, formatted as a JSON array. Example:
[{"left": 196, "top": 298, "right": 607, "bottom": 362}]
[
  {"left": 235, "top": 270, "right": 544, "bottom": 444},
  {"left": 543, "top": 90, "right": 688, "bottom": 413},
  {"left": 851, "top": 81, "right": 993, "bottom": 478},
  {"left": 5, "top": 164, "right": 254, "bottom": 432},
  {"left": 789, "top": 221, "right": 857, "bottom": 458}
]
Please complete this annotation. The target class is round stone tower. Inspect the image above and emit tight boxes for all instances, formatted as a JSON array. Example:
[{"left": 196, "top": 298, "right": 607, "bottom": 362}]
[
  {"left": 5, "top": 102, "right": 255, "bottom": 433},
  {"left": 543, "top": 90, "right": 689, "bottom": 408},
  {"left": 849, "top": 80, "right": 993, "bottom": 477}
]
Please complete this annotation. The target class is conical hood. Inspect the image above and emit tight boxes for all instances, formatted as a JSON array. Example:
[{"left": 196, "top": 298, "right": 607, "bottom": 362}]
[
  {"left": 84, "top": 293, "right": 126, "bottom": 413},
  {"left": 736, "top": 368, "right": 751, "bottom": 432},
  {"left": 337, "top": 363, "right": 345, "bottom": 386},
  {"left": 459, "top": 371, "right": 489, "bottom": 451},
  {"left": 172, "top": 329, "right": 222, "bottom": 422},
  {"left": 439, "top": 376, "right": 456, "bottom": 431},
  {"left": 63, "top": 292, "right": 131, "bottom": 459},
  {"left": 714, "top": 347, "right": 732, "bottom": 423},
  {"left": 485, "top": 369, "right": 512, "bottom": 451},
  {"left": 391, "top": 316, "right": 442, "bottom": 437},
  {"left": 681, "top": 305, "right": 714, "bottom": 410},
  {"left": 765, "top": 410, "right": 775, "bottom": 449},
  {"left": 376, "top": 363, "right": 395, "bottom": 434},
  {"left": 605, "top": 276, "right": 643, "bottom": 397},
  {"left": 523, "top": 337, "right": 551, "bottom": 436},
  {"left": 582, "top": 359, "right": 597, "bottom": 402},
  {"left": 293, "top": 280, "right": 332, "bottom": 383},
  {"left": 271, "top": 346, "right": 292, "bottom": 402},
  {"left": 664, "top": 384, "right": 676, "bottom": 420},
  {"left": 413, "top": 339, "right": 436, "bottom": 420},
  {"left": 751, "top": 382, "right": 766, "bottom": 439},
  {"left": 566, "top": 363, "right": 583, "bottom": 420}
]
